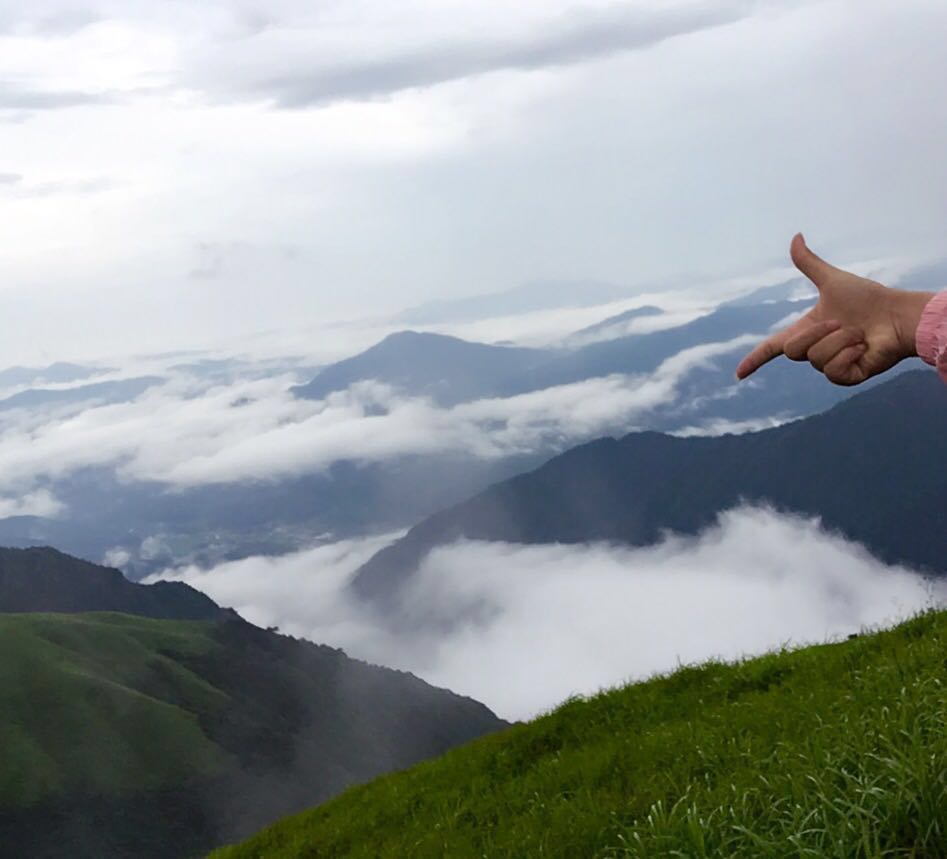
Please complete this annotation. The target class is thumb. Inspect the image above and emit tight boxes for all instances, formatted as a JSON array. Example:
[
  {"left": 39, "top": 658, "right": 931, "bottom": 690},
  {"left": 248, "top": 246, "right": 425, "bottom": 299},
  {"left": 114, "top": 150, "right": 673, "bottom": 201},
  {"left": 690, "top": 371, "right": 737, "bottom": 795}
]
[{"left": 790, "top": 233, "right": 841, "bottom": 290}]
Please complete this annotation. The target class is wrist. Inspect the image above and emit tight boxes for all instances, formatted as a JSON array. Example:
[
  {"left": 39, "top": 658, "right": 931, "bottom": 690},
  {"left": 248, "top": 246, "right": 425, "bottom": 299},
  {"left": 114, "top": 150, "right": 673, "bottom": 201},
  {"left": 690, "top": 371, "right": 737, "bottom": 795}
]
[{"left": 890, "top": 289, "right": 935, "bottom": 359}]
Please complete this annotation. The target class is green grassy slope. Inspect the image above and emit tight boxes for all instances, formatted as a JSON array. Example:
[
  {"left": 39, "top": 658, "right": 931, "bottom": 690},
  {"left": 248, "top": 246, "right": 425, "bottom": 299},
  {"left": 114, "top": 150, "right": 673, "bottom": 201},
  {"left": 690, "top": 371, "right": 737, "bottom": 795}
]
[
  {"left": 214, "top": 610, "right": 947, "bottom": 858},
  {"left": 0, "top": 610, "right": 504, "bottom": 858},
  {"left": 0, "top": 612, "right": 227, "bottom": 807}
]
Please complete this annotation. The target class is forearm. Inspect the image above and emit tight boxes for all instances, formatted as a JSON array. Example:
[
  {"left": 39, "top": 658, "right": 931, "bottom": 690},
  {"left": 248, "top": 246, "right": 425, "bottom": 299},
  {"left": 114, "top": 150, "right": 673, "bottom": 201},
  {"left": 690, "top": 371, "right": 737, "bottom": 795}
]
[{"left": 889, "top": 289, "right": 936, "bottom": 359}]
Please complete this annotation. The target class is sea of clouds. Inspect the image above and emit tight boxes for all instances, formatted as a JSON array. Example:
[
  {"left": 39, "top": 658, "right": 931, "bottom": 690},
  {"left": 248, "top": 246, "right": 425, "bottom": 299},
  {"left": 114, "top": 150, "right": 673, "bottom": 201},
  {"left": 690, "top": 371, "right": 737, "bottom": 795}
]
[
  {"left": 0, "top": 328, "right": 762, "bottom": 505},
  {"left": 151, "top": 506, "right": 944, "bottom": 721}
]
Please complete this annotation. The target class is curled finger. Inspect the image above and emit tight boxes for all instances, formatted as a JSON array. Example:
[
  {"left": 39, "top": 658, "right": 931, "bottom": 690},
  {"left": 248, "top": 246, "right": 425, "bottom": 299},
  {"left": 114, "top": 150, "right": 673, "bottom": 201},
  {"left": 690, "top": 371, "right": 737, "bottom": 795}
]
[
  {"left": 783, "top": 320, "right": 841, "bottom": 361},
  {"left": 806, "top": 327, "right": 865, "bottom": 371},
  {"left": 823, "top": 344, "right": 868, "bottom": 386}
]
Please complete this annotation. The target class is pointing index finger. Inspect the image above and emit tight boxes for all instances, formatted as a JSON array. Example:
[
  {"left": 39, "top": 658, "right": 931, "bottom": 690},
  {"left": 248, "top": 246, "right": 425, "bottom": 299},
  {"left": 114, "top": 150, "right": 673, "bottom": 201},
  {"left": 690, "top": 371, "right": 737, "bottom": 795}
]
[{"left": 735, "top": 331, "right": 788, "bottom": 380}]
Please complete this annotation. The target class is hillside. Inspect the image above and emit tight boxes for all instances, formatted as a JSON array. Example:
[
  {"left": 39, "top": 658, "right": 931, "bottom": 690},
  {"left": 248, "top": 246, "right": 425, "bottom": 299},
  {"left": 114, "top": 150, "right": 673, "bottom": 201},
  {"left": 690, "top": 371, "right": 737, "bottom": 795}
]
[
  {"left": 0, "top": 570, "right": 504, "bottom": 857},
  {"left": 0, "top": 546, "right": 222, "bottom": 619},
  {"left": 212, "top": 610, "right": 947, "bottom": 858},
  {"left": 292, "top": 331, "right": 550, "bottom": 406},
  {"left": 352, "top": 370, "right": 947, "bottom": 601}
]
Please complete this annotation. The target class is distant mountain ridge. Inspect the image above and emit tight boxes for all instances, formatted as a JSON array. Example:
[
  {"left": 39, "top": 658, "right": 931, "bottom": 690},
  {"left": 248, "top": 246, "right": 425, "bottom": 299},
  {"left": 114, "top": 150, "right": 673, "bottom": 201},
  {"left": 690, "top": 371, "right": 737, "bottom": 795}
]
[
  {"left": 293, "top": 331, "right": 551, "bottom": 406},
  {"left": 297, "top": 298, "right": 814, "bottom": 405},
  {"left": 0, "top": 546, "right": 221, "bottom": 619},
  {"left": 565, "top": 304, "right": 664, "bottom": 344},
  {"left": 0, "top": 362, "right": 107, "bottom": 390},
  {"left": 351, "top": 370, "right": 947, "bottom": 602},
  {"left": 0, "top": 286, "right": 914, "bottom": 582},
  {"left": 0, "top": 376, "right": 163, "bottom": 412}
]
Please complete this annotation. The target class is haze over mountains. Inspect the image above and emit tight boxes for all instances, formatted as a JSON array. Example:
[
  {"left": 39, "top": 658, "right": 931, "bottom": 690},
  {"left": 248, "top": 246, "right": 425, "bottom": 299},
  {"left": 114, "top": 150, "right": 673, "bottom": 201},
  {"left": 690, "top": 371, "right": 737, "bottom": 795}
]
[
  {"left": 7, "top": 1, "right": 947, "bottom": 853},
  {"left": 0, "top": 265, "right": 929, "bottom": 576},
  {"left": 2, "top": 265, "right": 945, "bottom": 854}
]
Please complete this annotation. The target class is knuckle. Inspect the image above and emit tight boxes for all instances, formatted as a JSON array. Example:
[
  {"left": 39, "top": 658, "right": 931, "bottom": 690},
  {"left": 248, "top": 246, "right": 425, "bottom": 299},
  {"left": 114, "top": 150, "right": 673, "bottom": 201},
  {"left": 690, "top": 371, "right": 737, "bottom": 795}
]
[
  {"left": 785, "top": 342, "right": 805, "bottom": 361},
  {"left": 825, "top": 366, "right": 855, "bottom": 386}
]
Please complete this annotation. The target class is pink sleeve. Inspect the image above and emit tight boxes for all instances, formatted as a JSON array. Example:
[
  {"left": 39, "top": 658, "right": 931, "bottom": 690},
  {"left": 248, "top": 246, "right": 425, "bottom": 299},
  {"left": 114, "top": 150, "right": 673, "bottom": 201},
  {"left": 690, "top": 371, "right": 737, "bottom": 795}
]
[{"left": 915, "top": 291, "right": 947, "bottom": 384}]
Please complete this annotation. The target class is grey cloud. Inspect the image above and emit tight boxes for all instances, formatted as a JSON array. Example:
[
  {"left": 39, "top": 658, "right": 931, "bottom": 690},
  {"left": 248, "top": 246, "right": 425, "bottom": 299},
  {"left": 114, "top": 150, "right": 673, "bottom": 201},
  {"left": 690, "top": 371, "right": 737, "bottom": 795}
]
[
  {"left": 0, "top": 172, "right": 22, "bottom": 185},
  {"left": 0, "top": 2, "right": 99, "bottom": 36},
  {"left": 0, "top": 81, "right": 112, "bottom": 111},
  {"left": 252, "top": 2, "right": 754, "bottom": 108},
  {"left": 153, "top": 506, "right": 945, "bottom": 720}
]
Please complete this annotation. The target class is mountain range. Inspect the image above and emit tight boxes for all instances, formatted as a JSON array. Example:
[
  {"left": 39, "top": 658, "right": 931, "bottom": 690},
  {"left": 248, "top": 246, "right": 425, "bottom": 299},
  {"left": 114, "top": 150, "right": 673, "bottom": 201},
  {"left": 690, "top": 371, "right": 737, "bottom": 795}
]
[
  {"left": 297, "top": 299, "right": 811, "bottom": 405},
  {"left": 351, "top": 370, "right": 946, "bottom": 603},
  {"left": 0, "top": 282, "right": 926, "bottom": 581}
]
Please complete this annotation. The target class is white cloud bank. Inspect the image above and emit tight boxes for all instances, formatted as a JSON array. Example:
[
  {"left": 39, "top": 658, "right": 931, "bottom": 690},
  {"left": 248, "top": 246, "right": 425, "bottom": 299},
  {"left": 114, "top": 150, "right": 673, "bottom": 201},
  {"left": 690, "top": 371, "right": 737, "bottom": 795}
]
[
  {"left": 152, "top": 506, "right": 944, "bottom": 721},
  {"left": 0, "top": 332, "right": 755, "bottom": 495}
]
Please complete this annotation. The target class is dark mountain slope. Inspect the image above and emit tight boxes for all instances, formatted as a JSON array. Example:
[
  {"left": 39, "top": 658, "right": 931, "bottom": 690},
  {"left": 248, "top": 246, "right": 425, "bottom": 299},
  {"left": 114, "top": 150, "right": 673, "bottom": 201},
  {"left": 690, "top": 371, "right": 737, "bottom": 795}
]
[
  {"left": 293, "top": 330, "right": 550, "bottom": 406},
  {"left": 0, "top": 553, "right": 505, "bottom": 857},
  {"left": 352, "top": 370, "right": 947, "bottom": 601},
  {"left": 0, "top": 546, "right": 221, "bottom": 619}
]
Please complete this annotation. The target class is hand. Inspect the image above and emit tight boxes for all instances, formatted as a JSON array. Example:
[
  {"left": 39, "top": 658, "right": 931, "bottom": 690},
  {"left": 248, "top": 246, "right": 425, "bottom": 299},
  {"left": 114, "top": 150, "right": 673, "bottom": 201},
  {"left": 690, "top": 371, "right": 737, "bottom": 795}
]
[{"left": 736, "top": 234, "right": 934, "bottom": 386}]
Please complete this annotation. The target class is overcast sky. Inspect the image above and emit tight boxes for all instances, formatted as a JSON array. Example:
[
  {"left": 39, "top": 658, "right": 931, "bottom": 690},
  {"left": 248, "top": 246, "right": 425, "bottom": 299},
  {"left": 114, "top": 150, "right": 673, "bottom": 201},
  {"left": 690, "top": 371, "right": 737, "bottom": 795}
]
[{"left": 2, "top": 0, "right": 946, "bottom": 363}]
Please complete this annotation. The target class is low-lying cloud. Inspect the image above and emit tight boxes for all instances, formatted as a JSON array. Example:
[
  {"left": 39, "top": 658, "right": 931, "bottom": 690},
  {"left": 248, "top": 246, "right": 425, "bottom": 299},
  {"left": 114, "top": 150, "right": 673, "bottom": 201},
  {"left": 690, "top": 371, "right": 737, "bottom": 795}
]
[
  {"left": 0, "top": 331, "right": 757, "bottom": 496},
  {"left": 152, "top": 506, "right": 944, "bottom": 721}
]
